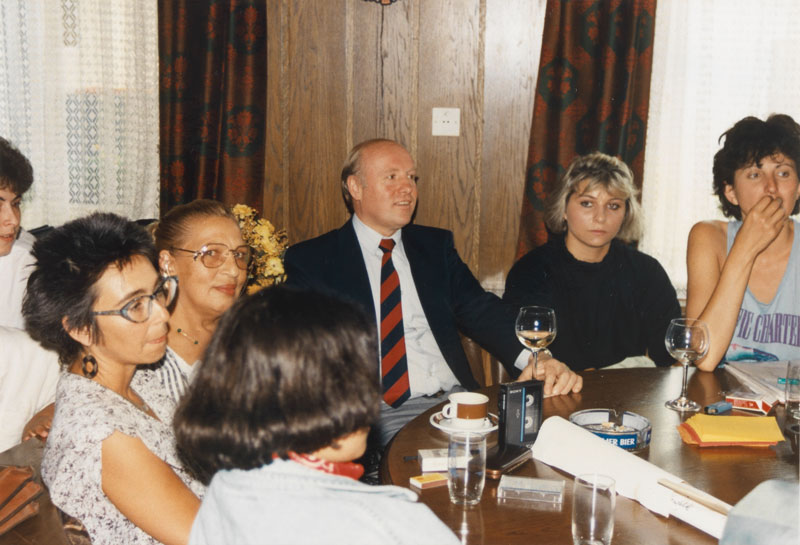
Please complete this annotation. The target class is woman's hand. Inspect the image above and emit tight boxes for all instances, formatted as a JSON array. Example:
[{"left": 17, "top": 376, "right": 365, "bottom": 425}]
[
  {"left": 21, "top": 403, "right": 54, "bottom": 442},
  {"left": 735, "top": 195, "right": 787, "bottom": 259}
]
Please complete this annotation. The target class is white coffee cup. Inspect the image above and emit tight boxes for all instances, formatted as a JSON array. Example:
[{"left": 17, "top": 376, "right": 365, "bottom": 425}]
[{"left": 441, "top": 392, "right": 489, "bottom": 430}]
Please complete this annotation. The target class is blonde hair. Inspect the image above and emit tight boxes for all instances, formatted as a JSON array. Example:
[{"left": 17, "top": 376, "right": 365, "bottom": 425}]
[{"left": 545, "top": 152, "right": 642, "bottom": 242}]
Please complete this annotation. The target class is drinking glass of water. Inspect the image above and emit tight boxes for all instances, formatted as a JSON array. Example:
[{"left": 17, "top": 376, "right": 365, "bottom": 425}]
[
  {"left": 447, "top": 432, "right": 486, "bottom": 506},
  {"left": 785, "top": 360, "right": 800, "bottom": 421},
  {"left": 572, "top": 474, "right": 615, "bottom": 545}
]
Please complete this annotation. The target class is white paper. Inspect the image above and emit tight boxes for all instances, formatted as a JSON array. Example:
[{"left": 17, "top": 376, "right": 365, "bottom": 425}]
[
  {"left": 530, "top": 416, "right": 730, "bottom": 538},
  {"left": 724, "top": 361, "right": 787, "bottom": 403}
]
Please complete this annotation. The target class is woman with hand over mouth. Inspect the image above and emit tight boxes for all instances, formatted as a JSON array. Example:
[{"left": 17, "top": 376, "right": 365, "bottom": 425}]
[{"left": 686, "top": 114, "right": 800, "bottom": 369}]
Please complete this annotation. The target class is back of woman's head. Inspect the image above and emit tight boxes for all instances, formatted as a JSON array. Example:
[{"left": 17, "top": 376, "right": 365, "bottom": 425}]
[
  {"left": 545, "top": 151, "right": 642, "bottom": 242},
  {"left": 23, "top": 212, "right": 157, "bottom": 365},
  {"left": 713, "top": 114, "right": 800, "bottom": 220},
  {"left": 174, "top": 286, "right": 380, "bottom": 483},
  {"left": 153, "top": 199, "right": 236, "bottom": 251}
]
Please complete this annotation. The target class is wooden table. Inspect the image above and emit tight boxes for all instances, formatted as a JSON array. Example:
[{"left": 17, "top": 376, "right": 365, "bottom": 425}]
[{"left": 380, "top": 366, "right": 800, "bottom": 545}]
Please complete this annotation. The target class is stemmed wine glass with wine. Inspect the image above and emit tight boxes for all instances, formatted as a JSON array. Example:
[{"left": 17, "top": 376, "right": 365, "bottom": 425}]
[
  {"left": 515, "top": 306, "right": 557, "bottom": 379},
  {"left": 664, "top": 318, "right": 709, "bottom": 412}
]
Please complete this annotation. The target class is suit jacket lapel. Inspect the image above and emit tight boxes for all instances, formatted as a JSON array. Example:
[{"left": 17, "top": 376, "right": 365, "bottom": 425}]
[{"left": 335, "top": 219, "right": 376, "bottom": 319}]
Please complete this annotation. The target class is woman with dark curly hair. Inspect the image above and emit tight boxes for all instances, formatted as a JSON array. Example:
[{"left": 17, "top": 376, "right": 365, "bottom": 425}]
[
  {"left": 23, "top": 212, "right": 202, "bottom": 545},
  {"left": 175, "top": 286, "right": 458, "bottom": 545},
  {"left": 687, "top": 114, "right": 800, "bottom": 370}
]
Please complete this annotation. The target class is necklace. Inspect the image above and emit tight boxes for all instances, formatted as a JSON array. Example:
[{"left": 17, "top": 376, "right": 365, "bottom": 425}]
[{"left": 176, "top": 327, "right": 199, "bottom": 345}]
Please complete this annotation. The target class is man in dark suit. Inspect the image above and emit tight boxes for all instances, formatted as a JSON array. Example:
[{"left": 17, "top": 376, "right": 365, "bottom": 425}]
[{"left": 285, "top": 139, "right": 581, "bottom": 446}]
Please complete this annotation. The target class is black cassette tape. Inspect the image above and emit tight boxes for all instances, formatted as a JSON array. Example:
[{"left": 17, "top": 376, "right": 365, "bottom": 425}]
[{"left": 497, "top": 380, "right": 543, "bottom": 447}]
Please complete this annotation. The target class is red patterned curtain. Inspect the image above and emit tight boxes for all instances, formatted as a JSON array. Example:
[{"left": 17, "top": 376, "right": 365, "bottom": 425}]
[
  {"left": 159, "top": 0, "right": 266, "bottom": 211},
  {"left": 517, "top": 0, "right": 657, "bottom": 255}
]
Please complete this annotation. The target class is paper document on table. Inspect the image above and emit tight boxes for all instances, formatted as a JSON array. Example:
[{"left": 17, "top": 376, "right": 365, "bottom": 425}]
[
  {"left": 724, "top": 361, "right": 787, "bottom": 403},
  {"left": 530, "top": 416, "right": 731, "bottom": 538}
]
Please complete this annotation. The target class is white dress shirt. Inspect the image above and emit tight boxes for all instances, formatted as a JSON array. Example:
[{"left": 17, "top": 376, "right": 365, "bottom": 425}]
[
  {"left": 352, "top": 215, "right": 459, "bottom": 398},
  {"left": 0, "top": 326, "right": 60, "bottom": 452},
  {"left": 0, "top": 229, "right": 35, "bottom": 329}
]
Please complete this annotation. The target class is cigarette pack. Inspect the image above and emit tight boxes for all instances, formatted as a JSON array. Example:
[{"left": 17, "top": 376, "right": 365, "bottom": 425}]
[
  {"left": 497, "top": 475, "right": 565, "bottom": 503},
  {"left": 409, "top": 472, "right": 448, "bottom": 489},
  {"left": 725, "top": 390, "right": 776, "bottom": 415},
  {"left": 417, "top": 448, "right": 449, "bottom": 472}
]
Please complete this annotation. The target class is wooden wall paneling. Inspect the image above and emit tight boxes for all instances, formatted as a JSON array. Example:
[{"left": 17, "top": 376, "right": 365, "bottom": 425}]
[
  {"left": 349, "top": 2, "right": 417, "bottom": 152},
  {"left": 285, "top": 1, "right": 349, "bottom": 243},
  {"left": 348, "top": 1, "right": 378, "bottom": 147},
  {"left": 264, "top": 0, "right": 286, "bottom": 233},
  {"left": 416, "top": 0, "right": 483, "bottom": 270},
  {"left": 479, "top": 0, "right": 543, "bottom": 292}
]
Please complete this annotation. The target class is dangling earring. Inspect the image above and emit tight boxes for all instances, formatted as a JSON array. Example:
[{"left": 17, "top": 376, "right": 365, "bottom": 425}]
[{"left": 82, "top": 354, "right": 98, "bottom": 378}]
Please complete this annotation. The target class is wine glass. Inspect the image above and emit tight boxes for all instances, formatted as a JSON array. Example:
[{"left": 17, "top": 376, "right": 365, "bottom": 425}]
[
  {"left": 515, "top": 306, "right": 557, "bottom": 379},
  {"left": 664, "top": 318, "right": 709, "bottom": 412}
]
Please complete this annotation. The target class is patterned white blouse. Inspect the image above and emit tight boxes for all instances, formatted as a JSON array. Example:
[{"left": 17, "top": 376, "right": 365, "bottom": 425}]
[
  {"left": 42, "top": 368, "right": 204, "bottom": 545},
  {"left": 144, "top": 346, "right": 196, "bottom": 403}
]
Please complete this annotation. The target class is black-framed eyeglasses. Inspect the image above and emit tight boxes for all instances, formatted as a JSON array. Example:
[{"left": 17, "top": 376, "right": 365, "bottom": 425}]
[
  {"left": 171, "top": 243, "right": 251, "bottom": 270},
  {"left": 92, "top": 275, "right": 178, "bottom": 323}
]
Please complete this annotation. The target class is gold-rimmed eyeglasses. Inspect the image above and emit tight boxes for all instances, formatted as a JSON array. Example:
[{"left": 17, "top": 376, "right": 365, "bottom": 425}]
[
  {"left": 92, "top": 275, "right": 178, "bottom": 323},
  {"left": 171, "top": 243, "right": 251, "bottom": 270}
]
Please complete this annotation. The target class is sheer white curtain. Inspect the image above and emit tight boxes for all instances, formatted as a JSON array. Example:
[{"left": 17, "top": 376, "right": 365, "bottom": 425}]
[
  {"left": 639, "top": 0, "right": 800, "bottom": 298},
  {"left": 0, "top": 0, "right": 159, "bottom": 229}
]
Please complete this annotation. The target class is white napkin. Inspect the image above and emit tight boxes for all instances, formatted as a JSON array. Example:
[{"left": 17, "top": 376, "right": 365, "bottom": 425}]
[{"left": 530, "top": 416, "right": 731, "bottom": 538}]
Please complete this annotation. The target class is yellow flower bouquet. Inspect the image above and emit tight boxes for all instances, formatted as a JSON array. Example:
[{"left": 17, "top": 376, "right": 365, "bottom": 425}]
[{"left": 232, "top": 204, "right": 288, "bottom": 294}]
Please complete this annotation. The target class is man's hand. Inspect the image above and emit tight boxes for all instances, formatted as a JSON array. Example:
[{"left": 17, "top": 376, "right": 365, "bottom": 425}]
[
  {"left": 21, "top": 403, "right": 54, "bottom": 443},
  {"left": 517, "top": 353, "right": 582, "bottom": 395}
]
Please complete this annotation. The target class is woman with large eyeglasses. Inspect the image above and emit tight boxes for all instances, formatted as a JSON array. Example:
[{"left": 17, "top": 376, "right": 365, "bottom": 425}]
[
  {"left": 150, "top": 199, "right": 249, "bottom": 402},
  {"left": 23, "top": 213, "right": 203, "bottom": 545}
]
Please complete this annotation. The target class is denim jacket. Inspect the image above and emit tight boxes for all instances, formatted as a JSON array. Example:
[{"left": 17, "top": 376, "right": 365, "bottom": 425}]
[{"left": 189, "top": 459, "right": 460, "bottom": 545}]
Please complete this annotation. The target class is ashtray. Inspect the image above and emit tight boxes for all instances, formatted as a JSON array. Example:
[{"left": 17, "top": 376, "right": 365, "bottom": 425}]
[{"left": 569, "top": 409, "right": 651, "bottom": 452}]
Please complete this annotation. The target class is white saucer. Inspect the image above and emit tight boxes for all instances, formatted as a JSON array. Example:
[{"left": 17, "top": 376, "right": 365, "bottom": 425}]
[{"left": 429, "top": 411, "right": 499, "bottom": 434}]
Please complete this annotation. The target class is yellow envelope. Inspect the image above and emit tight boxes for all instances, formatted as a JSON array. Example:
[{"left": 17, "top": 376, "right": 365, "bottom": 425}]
[{"left": 684, "top": 414, "right": 785, "bottom": 444}]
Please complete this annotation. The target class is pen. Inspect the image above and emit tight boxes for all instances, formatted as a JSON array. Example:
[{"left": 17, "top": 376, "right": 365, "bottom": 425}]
[{"left": 657, "top": 478, "right": 732, "bottom": 516}]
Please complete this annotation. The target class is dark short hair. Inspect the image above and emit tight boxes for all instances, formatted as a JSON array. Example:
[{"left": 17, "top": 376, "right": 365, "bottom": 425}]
[
  {"left": 152, "top": 199, "right": 237, "bottom": 252},
  {"left": 340, "top": 138, "right": 397, "bottom": 214},
  {"left": 0, "top": 136, "right": 33, "bottom": 196},
  {"left": 713, "top": 114, "right": 800, "bottom": 220},
  {"left": 174, "top": 286, "right": 380, "bottom": 484},
  {"left": 22, "top": 213, "right": 158, "bottom": 366}
]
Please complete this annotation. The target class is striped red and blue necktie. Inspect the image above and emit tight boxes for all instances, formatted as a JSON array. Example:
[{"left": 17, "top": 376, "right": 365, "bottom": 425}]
[{"left": 379, "top": 238, "right": 410, "bottom": 407}]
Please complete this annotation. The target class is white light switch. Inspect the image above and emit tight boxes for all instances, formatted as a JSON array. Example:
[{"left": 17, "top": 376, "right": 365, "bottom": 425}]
[{"left": 432, "top": 107, "right": 460, "bottom": 137}]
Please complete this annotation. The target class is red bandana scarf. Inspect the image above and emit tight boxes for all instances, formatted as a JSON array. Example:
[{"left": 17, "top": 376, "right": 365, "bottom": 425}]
[{"left": 284, "top": 452, "right": 365, "bottom": 481}]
